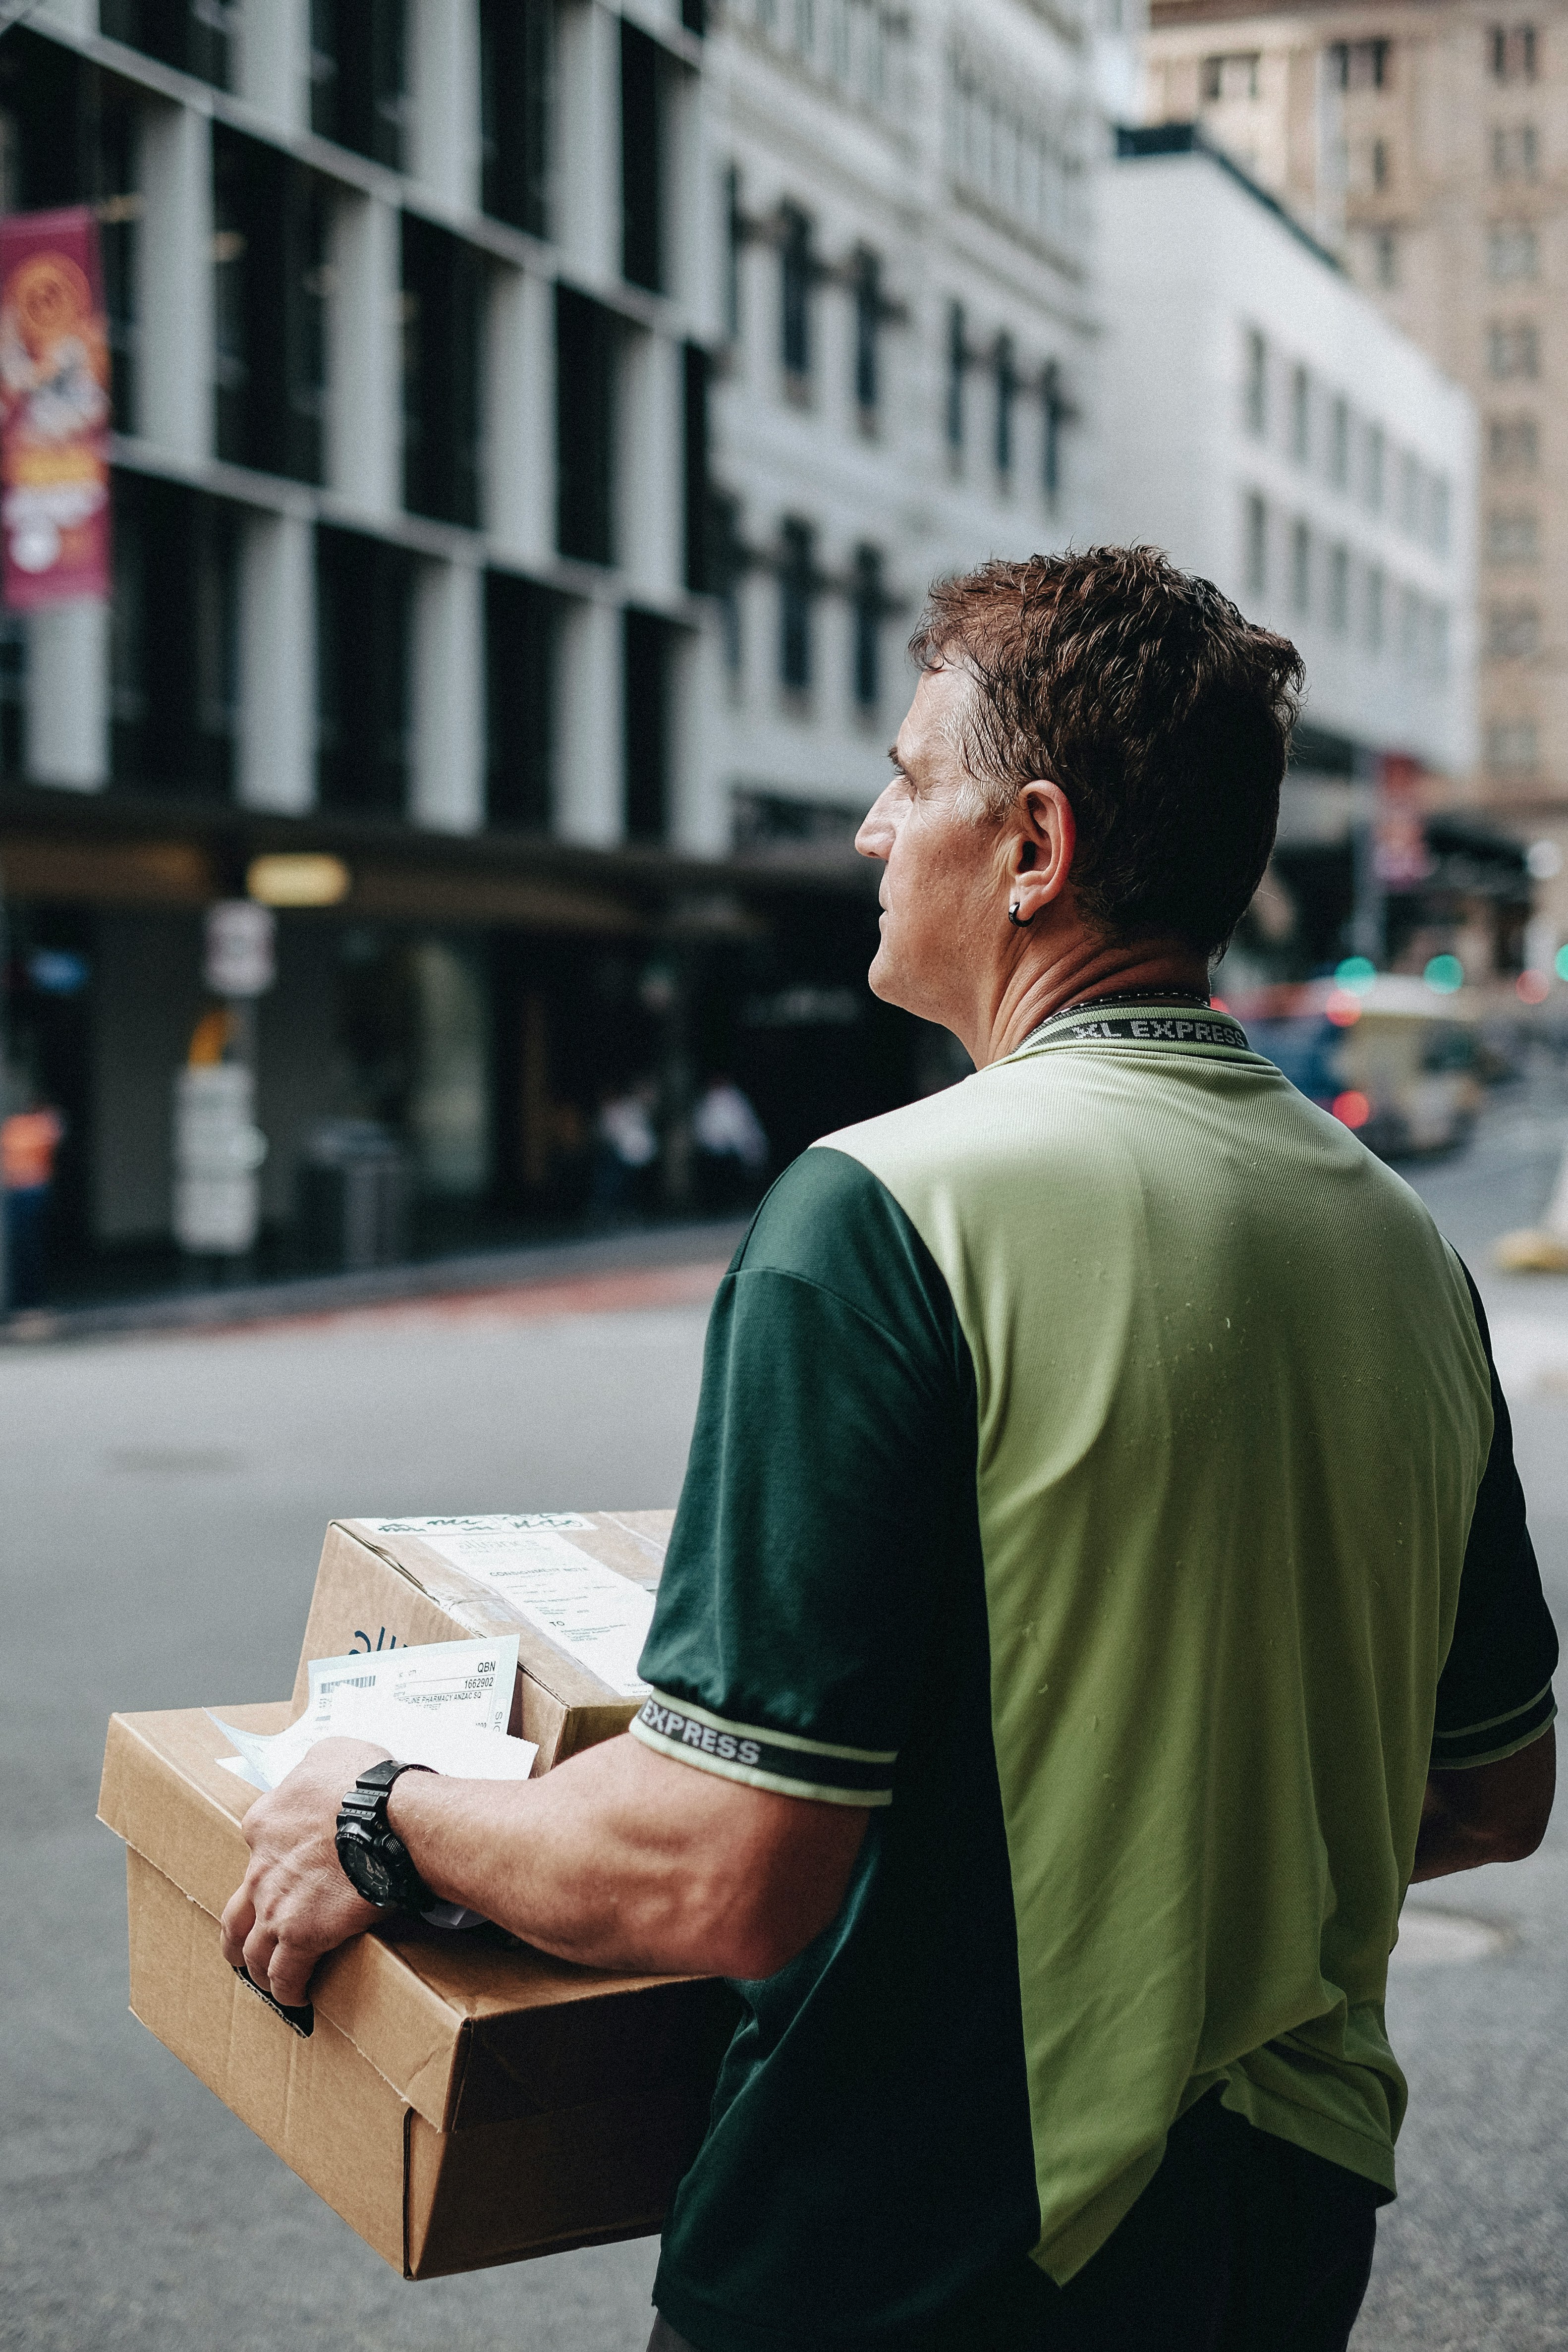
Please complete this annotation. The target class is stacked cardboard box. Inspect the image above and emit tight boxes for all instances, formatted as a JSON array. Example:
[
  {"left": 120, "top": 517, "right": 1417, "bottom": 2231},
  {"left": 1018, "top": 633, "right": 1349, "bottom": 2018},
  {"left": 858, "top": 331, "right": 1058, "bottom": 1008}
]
[{"left": 98, "top": 1511, "right": 739, "bottom": 2279}]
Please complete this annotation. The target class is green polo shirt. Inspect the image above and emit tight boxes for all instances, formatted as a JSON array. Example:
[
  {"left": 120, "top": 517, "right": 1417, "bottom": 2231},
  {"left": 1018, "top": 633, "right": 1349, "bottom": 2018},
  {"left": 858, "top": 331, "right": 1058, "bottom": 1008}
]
[{"left": 632, "top": 1002, "right": 1557, "bottom": 2352}]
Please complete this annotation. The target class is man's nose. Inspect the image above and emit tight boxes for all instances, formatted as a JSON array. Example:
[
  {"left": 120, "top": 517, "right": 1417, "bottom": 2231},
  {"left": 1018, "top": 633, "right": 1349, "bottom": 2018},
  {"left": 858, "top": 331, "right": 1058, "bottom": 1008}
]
[{"left": 856, "top": 785, "right": 896, "bottom": 862}]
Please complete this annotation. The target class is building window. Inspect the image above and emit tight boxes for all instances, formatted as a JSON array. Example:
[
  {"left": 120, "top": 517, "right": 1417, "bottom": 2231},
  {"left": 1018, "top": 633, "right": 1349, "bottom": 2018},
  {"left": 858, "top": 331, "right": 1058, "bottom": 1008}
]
[
  {"left": 1042, "top": 361, "right": 1072, "bottom": 504},
  {"left": 1290, "top": 518, "right": 1311, "bottom": 613},
  {"left": 1399, "top": 586, "right": 1423, "bottom": 668},
  {"left": 947, "top": 300, "right": 967, "bottom": 460},
  {"left": 852, "top": 248, "right": 883, "bottom": 422},
  {"left": 315, "top": 525, "right": 414, "bottom": 814},
  {"left": 708, "top": 493, "right": 745, "bottom": 679},
  {"left": 480, "top": 0, "right": 552, "bottom": 239},
  {"left": 1487, "top": 717, "right": 1538, "bottom": 770},
  {"left": 1488, "top": 506, "right": 1540, "bottom": 561},
  {"left": 100, "top": 0, "right": 232, "bottom": 89},
  {"left": 1490, "top": 414, "right": 1539, "bottom": 469},
  {"left": 1201, "top": 51, "right": 1260, "bottom": 100},
  {"left": 1370, "top": 138, "right": 1391, "bottom": 191},
  {"left": 1430, "top": 475, "right": 1451, "bottom": 552},
  {"left": 1329, "top": 38, "right": 1391, "bottom": 89},
  {"left": 1398, "top": 451, "right": 1423, "bottom": 535},
  {"left": 851, "top": 544, "right": 884, "bottom": 712},
  {"left": 110, "top": 473, "right": 240, "bottom": 797},
  {"left": 1489, "top": 221, "right": 1539, "bottom": 280},
  {"left": 1328, "top": 543, "right": 1350, "bottom": 631},
  {"left": 402, "top": 216, "right": 484, "bottom": 529},
  {"left": 779, "top": 517, "right": 815, "bottom": 692},
  {"left": 485, "top": 573, "right": 556, "bottom": 831},
  {"left": 1244, "top": 327, "right": 1267, "bottom": 436},
  {"left": 1372, "top": 227, "right": 1398, "bottom": 286},
  {"left": 724, "top": 165, "right": 743, "bottom": 344},
  {"left": 1489, "top": 601, "right": 1541, "bottom": 658},
  {"left": 310, "top": 0, "right": 407, "bottom": 170},
  {"left": 683, "top": 342, "right": 710, "bottom": 594},
  {"left": 1488, "top": 318, "right": 1540, "bottom": 376},
  {"left": 1366, "top": 563, "right": 1385, "bottom": 651},
  {"left": 1365, "top": 422, "right": 1385, "bottom": 510},
  {"left": 1490, "top": 22, "right": 1538, "bottom": 80},
  {"left": 212, "top": 131, "right": 331, "bottom": 486},
  {"left": 780, "top": 203, "right": 814, "bottom": 388},
  {"left": 1329, "top": 395, "right": 1350, "bottom": 487},
  {"left": 555, "top": 286, "right": 617, "bottom": 565},
  {"left": 623, "top": 610, "right": 672, "bottom": 843},
  {"left": 1244, "top": 490, "right": 1268, "bottom": 593},
  {"left": 1289, "top": 364, "right": 1310, "bottom": 462},
  {"left": 994, "top": 335, "right": 1017, "bottom": 477},
  {"left": 1491, "top": 121, "right": 1540, "bottom": 178},
  {"left": 620, "top": 20, "right": 664, "bottom": 294}
]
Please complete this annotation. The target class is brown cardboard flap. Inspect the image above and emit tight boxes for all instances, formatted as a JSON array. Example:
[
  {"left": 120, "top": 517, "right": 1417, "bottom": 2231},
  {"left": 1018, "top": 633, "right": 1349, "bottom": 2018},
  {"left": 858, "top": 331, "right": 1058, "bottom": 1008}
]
[
  {"left": 99, "top": 1703, "right": 728, "bottom": 2134},
  {"left": 333, "top": 1515, "right": 668, "bottom": 1710},
  {"left": 290, "top": 1518, "right": 676, "bottom": 1769}
]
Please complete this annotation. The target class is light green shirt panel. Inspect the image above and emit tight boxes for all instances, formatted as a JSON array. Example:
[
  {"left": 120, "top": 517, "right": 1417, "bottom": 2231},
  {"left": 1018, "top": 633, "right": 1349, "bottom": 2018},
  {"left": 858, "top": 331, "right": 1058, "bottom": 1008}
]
[{"left": 817, "top": 1031, "right": 1493, "bottom": 2282}]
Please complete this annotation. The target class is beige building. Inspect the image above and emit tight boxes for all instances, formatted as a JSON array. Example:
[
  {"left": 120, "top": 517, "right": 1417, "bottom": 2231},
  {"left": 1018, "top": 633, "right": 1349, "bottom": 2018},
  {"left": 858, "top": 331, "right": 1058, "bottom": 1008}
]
[{"left": 1143, "top": 0, "right": 1568, "bottom": 930}]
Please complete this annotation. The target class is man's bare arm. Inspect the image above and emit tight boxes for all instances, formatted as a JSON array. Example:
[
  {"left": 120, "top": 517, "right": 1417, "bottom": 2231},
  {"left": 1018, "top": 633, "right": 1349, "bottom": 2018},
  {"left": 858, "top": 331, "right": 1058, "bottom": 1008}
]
[
  {"left": 221, "top": 1731, "right": 871, "bottom": 2008},
  {"left": 1410, "top": 1726, "right": 1555, "bottom": 1882}
]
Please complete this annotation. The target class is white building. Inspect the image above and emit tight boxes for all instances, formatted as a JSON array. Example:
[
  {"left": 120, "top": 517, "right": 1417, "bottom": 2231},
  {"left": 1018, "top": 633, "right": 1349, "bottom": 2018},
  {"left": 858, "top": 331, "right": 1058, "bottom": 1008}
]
[
  {"left": 1097, "top": 128, "right": 1478, "bottom": 807},
  {"left": 690, "top": 0, "right": 1103, "bottom": 860}
]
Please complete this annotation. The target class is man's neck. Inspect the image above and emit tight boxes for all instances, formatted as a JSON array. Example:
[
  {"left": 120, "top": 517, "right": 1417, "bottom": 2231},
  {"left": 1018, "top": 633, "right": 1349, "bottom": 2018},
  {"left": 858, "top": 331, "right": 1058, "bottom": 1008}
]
[{"left": 973, "top": 940, "right": 1211, "bottom": 1068}]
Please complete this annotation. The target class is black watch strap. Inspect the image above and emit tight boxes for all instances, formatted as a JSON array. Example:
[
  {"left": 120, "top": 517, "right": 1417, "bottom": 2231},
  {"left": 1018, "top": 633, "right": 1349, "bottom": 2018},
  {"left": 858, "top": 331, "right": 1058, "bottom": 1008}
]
[{"left": 335, "top": 1759, "right": 437, "bottom": 1913}]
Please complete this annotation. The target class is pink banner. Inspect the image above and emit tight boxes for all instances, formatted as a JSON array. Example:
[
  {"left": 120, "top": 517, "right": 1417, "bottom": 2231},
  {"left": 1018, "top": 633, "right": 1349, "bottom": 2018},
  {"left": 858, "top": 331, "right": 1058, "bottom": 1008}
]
[{"left": 0, "top": 206, "right": 111, "bottom": 610}]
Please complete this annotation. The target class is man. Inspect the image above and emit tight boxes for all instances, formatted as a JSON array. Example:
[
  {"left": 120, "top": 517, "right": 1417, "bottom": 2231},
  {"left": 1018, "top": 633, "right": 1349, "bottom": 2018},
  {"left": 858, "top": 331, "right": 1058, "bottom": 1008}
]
[{"left": 224, "top": 549, "right": 1557, "bottom": 2351}]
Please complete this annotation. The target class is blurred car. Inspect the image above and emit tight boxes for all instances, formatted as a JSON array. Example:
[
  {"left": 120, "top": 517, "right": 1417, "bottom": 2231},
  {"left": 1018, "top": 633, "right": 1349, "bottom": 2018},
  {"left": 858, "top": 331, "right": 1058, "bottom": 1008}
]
[{"left": 1240, "top": 976, "right": 1483, "bottom": 1160}]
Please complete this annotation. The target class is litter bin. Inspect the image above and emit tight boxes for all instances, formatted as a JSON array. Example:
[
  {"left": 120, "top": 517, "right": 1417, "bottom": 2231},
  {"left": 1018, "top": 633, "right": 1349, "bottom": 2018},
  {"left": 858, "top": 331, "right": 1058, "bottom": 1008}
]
[{"left": 297, "top": 1120, "right": 409, "bottom": 1271}]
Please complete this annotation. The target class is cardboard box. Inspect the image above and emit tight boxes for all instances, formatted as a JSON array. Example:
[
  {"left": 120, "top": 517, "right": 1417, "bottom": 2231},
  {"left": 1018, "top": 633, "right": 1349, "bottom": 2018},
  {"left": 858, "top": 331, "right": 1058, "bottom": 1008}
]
[
  {"left": 98, "top": 1701, "right": 737, "bottom": 2279},
  {"left": 293, "top": 1512, "right": 675, "bottom": 1773}
]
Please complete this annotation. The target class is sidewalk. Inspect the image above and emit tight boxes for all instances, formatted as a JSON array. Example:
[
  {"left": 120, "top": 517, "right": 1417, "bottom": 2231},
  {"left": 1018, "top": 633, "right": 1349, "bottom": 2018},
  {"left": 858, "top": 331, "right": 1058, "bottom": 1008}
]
[{"left": 0, "top": 1216, "right": 751, "bottom": 1347}]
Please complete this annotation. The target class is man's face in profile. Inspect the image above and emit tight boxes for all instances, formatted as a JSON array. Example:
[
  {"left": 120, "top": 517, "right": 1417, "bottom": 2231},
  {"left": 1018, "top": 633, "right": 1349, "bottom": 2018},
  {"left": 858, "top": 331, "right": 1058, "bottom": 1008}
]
[{"left": 856, "top": 666, "right": 1006, "bottom": 1028}]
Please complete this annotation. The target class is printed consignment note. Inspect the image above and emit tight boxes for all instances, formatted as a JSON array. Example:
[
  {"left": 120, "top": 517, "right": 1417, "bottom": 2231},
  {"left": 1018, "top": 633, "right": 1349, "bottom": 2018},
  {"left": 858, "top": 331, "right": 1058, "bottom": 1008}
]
[
  {"left": 209, "top": 1636, "right": 532, "bottom": 1793},
  {"left": 360, "top": 1515, "right": 656, "bottom": 1698}
]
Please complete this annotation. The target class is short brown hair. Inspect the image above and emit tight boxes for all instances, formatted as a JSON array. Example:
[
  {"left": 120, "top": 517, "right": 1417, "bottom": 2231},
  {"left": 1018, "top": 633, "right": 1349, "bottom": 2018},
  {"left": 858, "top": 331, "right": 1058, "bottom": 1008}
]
[{"left": 910, "top": 546, "right": 1303, "bottom": 959}]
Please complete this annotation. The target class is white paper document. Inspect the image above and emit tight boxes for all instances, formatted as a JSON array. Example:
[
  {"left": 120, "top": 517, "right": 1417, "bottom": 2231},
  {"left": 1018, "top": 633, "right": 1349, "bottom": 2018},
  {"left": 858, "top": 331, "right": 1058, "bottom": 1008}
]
[
  {"left": 358, "top": 1514, "right": 656, "bottom": 1698},
  {"left": 209, "top": 1635, "right": 535, "bottom": 1794}
]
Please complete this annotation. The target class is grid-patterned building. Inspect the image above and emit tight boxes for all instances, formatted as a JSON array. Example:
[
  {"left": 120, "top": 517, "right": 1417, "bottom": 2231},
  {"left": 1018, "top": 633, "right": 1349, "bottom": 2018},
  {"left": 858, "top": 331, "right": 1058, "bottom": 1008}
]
[
  {"left": 0, "top": 0, "right": 1109, "bottom": 1294},
  {"left": 699, "top": 0, "right": 1098, "bottom": 870},
  {"left": 1141, "top": 0, "right": 1568, "bottom": 962}
]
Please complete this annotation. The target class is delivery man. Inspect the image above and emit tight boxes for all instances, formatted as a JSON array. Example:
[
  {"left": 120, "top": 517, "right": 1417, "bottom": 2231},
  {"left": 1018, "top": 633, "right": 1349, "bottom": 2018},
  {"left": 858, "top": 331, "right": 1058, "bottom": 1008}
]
[{"left": 224, "top": 549, "right": 1557, "bottom": 2352}]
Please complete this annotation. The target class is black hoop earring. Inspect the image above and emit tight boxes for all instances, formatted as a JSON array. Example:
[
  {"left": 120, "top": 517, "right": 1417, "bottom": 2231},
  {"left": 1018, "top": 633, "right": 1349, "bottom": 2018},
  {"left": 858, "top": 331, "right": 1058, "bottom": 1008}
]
[{"left": 1008, "top": 903, "right": 1036, "bottom": 928}]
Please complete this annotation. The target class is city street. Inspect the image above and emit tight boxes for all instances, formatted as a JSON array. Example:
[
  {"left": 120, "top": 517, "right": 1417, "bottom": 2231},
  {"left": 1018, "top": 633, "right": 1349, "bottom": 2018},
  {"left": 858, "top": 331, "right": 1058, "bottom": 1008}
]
[{"left": 3, "top": 1125, "right": 1568, "bottom": 2352}]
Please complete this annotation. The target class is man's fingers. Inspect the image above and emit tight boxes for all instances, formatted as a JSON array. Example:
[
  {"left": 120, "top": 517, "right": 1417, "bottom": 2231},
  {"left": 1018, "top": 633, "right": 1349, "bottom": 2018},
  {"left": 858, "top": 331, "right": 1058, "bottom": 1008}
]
[
  {"left": 241, "top": 1920, "right": 278, "bottom": 1990},
  {"left": 265, "top": 1941, "right": 319, "bottom": 2010},
  {"left": 219, "top": 1883, "right": 256, "bottom": 1967}
]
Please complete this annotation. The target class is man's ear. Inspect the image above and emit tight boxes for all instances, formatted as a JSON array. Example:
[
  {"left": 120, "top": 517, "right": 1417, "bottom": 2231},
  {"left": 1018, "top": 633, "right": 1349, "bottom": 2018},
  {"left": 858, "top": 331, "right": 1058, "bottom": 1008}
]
[{"left": 1008, "top": 783, "right": 1076, "bottom": 924}]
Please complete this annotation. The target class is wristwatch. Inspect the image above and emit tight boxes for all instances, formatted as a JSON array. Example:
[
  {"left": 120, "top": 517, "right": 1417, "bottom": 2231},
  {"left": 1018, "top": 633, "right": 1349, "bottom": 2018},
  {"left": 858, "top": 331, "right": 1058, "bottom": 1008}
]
[{"left": 335, "top": 1758, "right": 436, "bottom": 1912}]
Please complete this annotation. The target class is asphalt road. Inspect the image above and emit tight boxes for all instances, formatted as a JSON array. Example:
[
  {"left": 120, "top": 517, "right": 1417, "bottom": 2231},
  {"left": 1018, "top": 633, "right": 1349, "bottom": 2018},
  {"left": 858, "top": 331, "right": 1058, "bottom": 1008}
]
[{"left": 3, "top": 1116, "right": 1568, "bottom": 2352}]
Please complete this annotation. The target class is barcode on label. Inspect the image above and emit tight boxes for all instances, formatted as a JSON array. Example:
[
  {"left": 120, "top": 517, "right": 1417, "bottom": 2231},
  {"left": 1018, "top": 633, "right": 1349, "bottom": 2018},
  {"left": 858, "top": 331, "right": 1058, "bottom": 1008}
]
[{"left": 320, "top": 1674, "right": 377, "bottom": 1696}]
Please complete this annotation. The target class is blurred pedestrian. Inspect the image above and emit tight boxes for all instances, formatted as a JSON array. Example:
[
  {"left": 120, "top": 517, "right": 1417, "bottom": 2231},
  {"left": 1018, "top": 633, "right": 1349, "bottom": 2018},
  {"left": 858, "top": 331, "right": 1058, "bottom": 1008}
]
[
  {"left": 590, "top": 1078, "right": 659, "bottom": 1219},
  {"left": 2, "top": 1096, "right": 64, "bottom": 1309},
  {"left": 691, "top": 1074, "right": 768, "bottom": 1211}
]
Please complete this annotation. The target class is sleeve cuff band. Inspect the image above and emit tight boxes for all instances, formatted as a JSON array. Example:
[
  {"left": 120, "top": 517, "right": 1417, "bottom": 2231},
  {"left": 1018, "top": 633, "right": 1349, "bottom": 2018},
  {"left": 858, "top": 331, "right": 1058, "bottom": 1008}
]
[
  {"left": 1431, "top": 1683, "right": 1556, "bottom": 1770},
  {"left": 630, "top": 1692, "right": 895, "bottom": 1806}
]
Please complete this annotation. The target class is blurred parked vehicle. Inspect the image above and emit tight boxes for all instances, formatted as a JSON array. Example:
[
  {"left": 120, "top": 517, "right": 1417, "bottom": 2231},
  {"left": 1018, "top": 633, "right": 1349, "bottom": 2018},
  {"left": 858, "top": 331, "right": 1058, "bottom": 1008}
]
[{"left": 1242, "top": 977, "right": 1483, "bottom": 1161}]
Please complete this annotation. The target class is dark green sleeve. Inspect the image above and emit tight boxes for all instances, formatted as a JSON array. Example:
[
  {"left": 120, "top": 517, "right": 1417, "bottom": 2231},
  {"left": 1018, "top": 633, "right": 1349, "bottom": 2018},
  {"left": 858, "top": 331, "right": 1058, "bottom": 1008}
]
[
  {"left": 1432, "top": 1268, "right": 1559, "bottom": 1768},
  {"left": 631, "top": 1145, "right": 974, "bottom": 1805}
]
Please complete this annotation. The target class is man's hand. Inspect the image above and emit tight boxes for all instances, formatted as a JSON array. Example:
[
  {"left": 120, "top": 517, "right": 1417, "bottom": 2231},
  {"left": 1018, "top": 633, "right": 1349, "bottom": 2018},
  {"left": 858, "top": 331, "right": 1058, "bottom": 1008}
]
[{"left": 219, "top": 1736, "right": 393, "bottom": 2008}]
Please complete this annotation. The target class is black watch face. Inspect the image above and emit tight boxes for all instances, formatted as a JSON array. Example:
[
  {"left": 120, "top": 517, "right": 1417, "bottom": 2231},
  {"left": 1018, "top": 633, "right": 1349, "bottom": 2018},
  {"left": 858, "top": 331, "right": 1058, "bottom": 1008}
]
[{"left": 339, "top": 1828, "right": 396, "bottom": 1907}]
